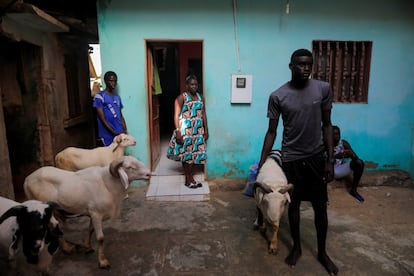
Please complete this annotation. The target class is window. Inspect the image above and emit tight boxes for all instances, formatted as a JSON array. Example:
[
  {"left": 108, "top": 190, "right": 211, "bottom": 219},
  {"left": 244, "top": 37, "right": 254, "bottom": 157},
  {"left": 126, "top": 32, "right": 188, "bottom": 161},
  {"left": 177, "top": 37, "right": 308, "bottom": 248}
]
[{"left": 312, "top": 40, "right": 372, "bottom": 103}]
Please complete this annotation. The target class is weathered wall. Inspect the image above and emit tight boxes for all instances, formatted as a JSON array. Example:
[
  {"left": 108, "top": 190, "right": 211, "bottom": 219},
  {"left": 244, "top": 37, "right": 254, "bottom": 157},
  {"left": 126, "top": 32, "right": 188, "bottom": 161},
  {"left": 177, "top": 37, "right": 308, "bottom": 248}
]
[
  {"left": 44, "top": 34, "right": 95, "bottom": 155},
  {"left": 97, "top": 0, "right": 414, "bottom": 179},
  {"left": 0, "top": 17, "right": 95, "bottom": 199}
]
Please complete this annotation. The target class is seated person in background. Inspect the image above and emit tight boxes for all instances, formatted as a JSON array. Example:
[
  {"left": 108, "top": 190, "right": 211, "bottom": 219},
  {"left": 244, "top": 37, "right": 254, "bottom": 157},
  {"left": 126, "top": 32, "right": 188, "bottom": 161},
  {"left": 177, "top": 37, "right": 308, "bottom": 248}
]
[{"left": 333, "top": 125, "right": 365, "bottom": 203}]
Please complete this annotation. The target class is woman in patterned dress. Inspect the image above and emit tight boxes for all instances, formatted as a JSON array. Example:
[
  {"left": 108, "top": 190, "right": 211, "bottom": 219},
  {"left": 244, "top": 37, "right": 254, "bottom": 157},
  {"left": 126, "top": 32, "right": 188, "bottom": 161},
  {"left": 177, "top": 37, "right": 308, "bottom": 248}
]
[{"left": 167, "top": 75, "right": 209, "bottom": 188}]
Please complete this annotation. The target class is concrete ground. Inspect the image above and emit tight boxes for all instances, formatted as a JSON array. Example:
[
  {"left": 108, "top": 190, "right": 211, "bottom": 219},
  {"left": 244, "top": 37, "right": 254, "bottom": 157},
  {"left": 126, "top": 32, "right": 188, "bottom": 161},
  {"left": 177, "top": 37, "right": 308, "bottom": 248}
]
[{"left": 43, "top": 171, "right": 414, "bottom": 276}]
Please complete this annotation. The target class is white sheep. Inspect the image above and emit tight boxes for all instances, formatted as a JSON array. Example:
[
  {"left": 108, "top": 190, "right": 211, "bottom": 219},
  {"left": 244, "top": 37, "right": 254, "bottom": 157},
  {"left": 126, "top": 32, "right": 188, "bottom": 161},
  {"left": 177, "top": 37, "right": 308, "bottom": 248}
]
[
  {"left": 253, "top": 150, "right": 293, "bottom": 254},
  {"left": 55, "top": 133, "right": 136, "bottom": 171},
  {"left": 23, "top": 155, "right": 151, "bottom": 269},
  {"left": 0, "top": 197, "right": 62, "bottom": 275}
]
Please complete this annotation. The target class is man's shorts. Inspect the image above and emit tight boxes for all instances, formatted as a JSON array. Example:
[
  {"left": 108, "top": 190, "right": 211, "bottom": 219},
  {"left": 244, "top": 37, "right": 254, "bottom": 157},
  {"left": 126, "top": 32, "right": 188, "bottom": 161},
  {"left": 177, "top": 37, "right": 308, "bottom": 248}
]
[
  {"left": 282, "top": 151, "right": 327, "bottom": 202},
  {"left": 334, "top": 162, "right": 352, "bottom": 179}
]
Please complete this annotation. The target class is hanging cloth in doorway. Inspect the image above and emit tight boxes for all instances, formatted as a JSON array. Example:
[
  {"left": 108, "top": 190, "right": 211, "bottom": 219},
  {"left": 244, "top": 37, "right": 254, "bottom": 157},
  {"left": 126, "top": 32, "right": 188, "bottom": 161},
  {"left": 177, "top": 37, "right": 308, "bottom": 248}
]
[{"left": 151, "top": 50, "right": 163, "bottom": 95}]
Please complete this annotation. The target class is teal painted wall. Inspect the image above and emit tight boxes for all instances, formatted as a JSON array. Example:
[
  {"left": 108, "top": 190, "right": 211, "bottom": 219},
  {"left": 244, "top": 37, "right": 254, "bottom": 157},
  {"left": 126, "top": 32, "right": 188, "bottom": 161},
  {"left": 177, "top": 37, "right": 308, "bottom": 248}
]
[{"left": 97, "top": 0, "right": 414, "bottom": 179}]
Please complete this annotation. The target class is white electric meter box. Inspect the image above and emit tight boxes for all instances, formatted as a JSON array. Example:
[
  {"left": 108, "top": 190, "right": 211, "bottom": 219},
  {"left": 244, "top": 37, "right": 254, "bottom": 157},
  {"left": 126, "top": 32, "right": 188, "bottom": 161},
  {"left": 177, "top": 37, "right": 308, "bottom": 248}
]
[{"left": 231, "top": 74, "right": 253, "bottom": 103}]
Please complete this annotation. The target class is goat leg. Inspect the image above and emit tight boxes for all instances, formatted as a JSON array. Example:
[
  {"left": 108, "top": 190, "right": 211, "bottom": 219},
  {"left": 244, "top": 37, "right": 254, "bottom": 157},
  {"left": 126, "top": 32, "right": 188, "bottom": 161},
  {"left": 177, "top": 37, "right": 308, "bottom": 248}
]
[
  {"left": 82, "top": 218, "right": 95, "bottom": 254},
  {"left": 97, "top": 238, "right": 109, "bottom": 269},
  {"left": 254, "top": 206, "right": 268, "bottom": 246},
  {"left": 268, "top": 224, "right": 279, "bottom": 255},
  {"left": 58, "top": 236, "right": 75, "bottom": 254},
  {"left": 256, "top": 207, "right": 266, "bottom": 232},
  {"left": 90, "top": 213, "right": 110, "bottom": 269}
]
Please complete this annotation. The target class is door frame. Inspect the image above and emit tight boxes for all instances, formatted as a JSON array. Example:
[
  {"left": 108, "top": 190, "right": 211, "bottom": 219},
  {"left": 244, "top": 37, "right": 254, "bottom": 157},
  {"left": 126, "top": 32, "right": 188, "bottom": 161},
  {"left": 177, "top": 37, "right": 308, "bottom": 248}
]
[{"left": 145, "top": 39, "right": 204, "bottom": 172}]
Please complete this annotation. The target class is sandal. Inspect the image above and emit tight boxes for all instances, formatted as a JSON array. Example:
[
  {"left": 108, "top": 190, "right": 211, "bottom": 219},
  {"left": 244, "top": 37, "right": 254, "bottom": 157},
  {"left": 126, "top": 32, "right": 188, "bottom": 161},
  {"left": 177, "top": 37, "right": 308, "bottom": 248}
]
[
  {"left": 185, "top": 182, "right": 198, "bottom": 189},
  {"left": 350, "top": 190, "right": 365, "bottom": 203},
  {"left": 192, "top": 181, "right": 203, "bottom": 188}
]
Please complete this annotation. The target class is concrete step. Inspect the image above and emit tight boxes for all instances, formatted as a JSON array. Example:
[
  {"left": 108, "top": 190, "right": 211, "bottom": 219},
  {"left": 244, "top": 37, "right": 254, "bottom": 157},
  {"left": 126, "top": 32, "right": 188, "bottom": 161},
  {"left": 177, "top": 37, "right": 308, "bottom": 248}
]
[{"left": 146, "top": 174, "right": 209, "bottom": 202}]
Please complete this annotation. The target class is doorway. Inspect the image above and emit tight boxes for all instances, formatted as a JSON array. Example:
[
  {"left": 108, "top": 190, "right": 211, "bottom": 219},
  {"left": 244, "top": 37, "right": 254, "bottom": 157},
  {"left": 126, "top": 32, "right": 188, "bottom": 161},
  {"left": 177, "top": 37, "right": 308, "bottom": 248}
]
[
  {"left": 146, "top": 41, "right": 204, "bottom": 176},
  {"left": 0, "top": 38, "right": 44, "bottom": 200}
]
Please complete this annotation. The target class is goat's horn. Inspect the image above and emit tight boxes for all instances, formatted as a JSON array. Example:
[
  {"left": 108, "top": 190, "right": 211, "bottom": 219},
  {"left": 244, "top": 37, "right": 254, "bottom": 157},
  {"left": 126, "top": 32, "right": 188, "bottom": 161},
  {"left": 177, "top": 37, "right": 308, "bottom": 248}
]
[
  {"left": 278, "top": 183, "right": 294, "bottom": 194},
  {"left": 111, "top": 136, "right": 122, "bottom": 153},
  {"left": 112, "top": 144, "right": 120, "bottom": 153},
  {"left": 0, "top": 205, "right": 25, "bottom": 224},
  {"left": 109, "top": 157, "right": 124, "bottom": 177},
  {"left": 253, "top": 181, "right": 274, "bottom": 194}
]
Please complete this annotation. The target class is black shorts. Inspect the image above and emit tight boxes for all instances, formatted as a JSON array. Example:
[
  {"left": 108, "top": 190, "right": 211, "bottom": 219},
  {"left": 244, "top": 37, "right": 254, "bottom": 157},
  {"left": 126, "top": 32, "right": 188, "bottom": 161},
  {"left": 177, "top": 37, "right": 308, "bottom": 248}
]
[{"left": 282, "top": 151, "right": 327, "bottom": 203}]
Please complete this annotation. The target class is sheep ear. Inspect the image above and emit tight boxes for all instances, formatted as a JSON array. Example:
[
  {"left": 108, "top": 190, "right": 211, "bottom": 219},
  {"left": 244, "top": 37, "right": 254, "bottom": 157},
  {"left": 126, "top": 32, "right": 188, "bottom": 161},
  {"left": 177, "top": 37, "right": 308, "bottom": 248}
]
[
  {"left": 285, "top": 192, "right": 291, "bottom": 203},
  {"left": 118, "top": 168, "right": 129, "bottom": 189},
  {"left": 0, "top": 205, "right": 25, "bottom": 224},
  {"left": 109, "top": 157, "right": 124, "bottom": 177}
]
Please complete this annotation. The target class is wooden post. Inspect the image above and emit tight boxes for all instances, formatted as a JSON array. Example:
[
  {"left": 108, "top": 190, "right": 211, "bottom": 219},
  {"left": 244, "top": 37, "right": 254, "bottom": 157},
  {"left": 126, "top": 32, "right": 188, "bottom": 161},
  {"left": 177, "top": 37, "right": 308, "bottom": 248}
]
[{"left": 0, "top": 87, "right": 15, "bottom": 199}]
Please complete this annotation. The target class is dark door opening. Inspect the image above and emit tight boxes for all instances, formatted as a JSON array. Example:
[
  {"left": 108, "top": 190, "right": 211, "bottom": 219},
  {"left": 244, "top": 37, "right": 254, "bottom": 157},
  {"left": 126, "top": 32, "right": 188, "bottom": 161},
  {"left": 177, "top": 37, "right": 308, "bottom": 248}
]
[
  {"left": 0, "top": 39, "right": 43, "bottom": 201},
  {"left": 146, "top": 41, "right": 203, "bottom": 173}
]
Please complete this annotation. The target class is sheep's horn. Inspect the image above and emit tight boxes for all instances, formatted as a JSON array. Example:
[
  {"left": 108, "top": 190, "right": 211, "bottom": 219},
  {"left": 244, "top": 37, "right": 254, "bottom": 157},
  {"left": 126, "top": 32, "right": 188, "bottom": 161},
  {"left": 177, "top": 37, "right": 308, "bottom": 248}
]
[
  {"left": 278, "top": 183, "right": 294, "bottom": 194},
  {"left": 112, "top": 144, "right": 120, "bottom": 153},
  {"left": 109, "top": 157, "right": 124, "bottom": 177},
  {"left": 252, "top": 181, "right": 274, "bottom": 195},
  {"left": 0, "top": 205, "right": 25, "bottom": 224},
  {"left": 111, "top": 134, "right": 123, "bottom": 153}
]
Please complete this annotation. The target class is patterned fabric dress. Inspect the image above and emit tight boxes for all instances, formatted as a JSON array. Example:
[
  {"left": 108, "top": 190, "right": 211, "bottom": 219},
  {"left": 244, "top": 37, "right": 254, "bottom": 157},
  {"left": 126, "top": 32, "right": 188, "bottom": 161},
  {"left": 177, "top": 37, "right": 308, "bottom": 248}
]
[{"left": 167, "top": 92, "right": 207, "bottom": 164}]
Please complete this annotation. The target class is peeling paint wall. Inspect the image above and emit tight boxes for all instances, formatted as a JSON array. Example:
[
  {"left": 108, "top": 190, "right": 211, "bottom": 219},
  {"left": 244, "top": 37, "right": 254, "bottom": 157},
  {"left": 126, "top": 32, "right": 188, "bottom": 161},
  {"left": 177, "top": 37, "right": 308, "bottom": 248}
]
[{"left": 97, "top": 0, "right": 414, "bottom": 179}]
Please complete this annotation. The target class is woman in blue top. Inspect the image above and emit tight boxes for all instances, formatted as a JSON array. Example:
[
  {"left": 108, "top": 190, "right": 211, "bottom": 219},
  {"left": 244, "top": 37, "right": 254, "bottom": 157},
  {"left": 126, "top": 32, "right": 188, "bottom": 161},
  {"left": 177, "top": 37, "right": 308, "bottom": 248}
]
[{"left": 93, "top": 71, "right": 128, "bottom": 146}]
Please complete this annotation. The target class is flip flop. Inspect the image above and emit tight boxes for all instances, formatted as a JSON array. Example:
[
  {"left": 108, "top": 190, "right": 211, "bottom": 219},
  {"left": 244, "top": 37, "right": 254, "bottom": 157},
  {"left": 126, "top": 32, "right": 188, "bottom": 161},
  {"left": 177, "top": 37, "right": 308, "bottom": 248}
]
[
  {"left": 354, "top": 194, "right": 365, "bottom": 203},
  {"left": 191, "top": 181, "right": 202, "bottom": 188},
  {"left": 349, "top": 190, "right": 365, "bottom": 203},
  {"left": 185, "top": 182, "right": 198, "bottom": 189}
]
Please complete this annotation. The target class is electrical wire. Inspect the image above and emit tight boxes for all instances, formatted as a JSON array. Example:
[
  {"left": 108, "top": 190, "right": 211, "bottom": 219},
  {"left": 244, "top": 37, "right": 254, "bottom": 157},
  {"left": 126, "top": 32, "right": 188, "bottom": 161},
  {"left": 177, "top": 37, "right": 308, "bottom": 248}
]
[{"left": 232, "top": 0, "right": 241, "bottom": 73}]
